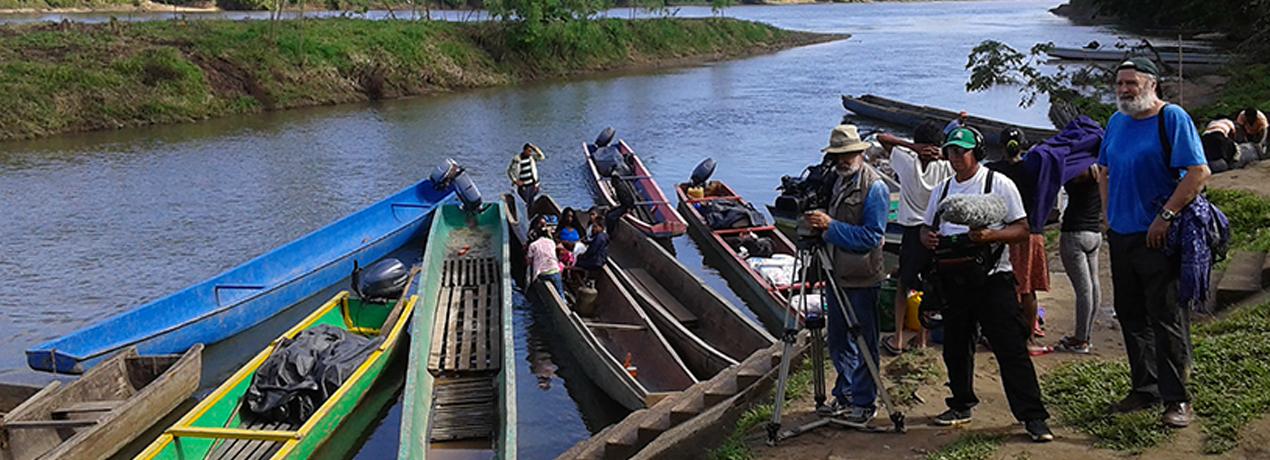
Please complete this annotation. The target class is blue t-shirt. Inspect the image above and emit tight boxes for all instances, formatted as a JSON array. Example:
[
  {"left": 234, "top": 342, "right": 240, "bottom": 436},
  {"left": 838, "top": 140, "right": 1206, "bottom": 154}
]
[{"left": 1098, "top": 104, "right": 1206, "bottom": 234}]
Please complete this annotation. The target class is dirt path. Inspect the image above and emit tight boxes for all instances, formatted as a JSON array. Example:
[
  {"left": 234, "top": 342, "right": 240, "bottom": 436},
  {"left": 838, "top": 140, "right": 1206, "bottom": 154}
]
[{"left": 748, "top": 163, "right": 1270, "bottom": 459}]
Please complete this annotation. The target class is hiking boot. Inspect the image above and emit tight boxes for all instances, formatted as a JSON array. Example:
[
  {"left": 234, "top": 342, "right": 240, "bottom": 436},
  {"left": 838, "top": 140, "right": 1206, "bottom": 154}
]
[
  {"left": 1025, "top": 419, "right": 1055, "bottom": 443},
  {"left": 933, "top": 408, "right": 973, "bottom": 426},
  {"left": 1111, "top": 392, "right": 1160, "bottom": 413},
  {"left": 842, "top": 406, "right": 876, "bottom": 428},
  {"left": 816, "top": 398, "right": 848, "bottom": 417},
  {"left": 1163, "top": 402, "right": 1193, "bottom": 428},
  {"left": 1056, "top": 336, "right": 1092, "bottom": 354}
]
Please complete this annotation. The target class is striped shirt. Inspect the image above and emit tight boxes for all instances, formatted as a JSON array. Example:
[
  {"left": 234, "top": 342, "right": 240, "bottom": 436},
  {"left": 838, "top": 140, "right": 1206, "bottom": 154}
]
[{"left": 507, "top": 148, "right": 546, "bottom": 185}]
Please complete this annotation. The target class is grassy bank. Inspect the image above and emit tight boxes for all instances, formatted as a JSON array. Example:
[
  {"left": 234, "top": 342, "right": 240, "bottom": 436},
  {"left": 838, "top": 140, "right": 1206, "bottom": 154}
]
[{"left": 0, "top": 17, "right": 836, "bottom": 141}]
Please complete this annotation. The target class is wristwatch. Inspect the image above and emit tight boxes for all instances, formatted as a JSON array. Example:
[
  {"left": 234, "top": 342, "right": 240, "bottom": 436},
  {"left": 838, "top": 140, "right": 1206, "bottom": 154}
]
[{"left": 1160, "top": 208, "right": 1179, "bottom": 222}]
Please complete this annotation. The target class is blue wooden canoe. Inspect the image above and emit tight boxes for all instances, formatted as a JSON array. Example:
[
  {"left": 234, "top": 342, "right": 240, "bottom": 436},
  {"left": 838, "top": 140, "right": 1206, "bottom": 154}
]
[{"left": 26, "top": 178, "right": 455, "bottom": 374}]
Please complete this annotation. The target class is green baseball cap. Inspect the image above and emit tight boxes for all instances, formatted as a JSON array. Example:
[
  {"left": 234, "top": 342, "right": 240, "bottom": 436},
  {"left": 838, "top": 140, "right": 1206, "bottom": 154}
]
[{"left": 942, "top": 127, "right": 979, "bottom": 150}]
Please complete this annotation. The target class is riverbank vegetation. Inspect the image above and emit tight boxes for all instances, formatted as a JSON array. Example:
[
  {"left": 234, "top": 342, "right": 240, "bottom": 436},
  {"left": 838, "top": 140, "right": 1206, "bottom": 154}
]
[{"left": 0, "top": 17, "right": 834, "bottom": 140}]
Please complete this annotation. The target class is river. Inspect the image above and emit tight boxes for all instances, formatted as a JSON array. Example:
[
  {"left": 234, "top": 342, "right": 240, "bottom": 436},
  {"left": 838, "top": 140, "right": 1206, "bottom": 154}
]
[{"left": 0, "top": 1, "right": 1135, "bottom": 458}]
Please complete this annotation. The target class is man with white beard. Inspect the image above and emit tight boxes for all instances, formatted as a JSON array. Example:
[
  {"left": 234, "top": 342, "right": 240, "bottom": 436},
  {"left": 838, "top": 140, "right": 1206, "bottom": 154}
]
[{"left": 1097, "top": 57, "right": 1211, "bottom": 428}]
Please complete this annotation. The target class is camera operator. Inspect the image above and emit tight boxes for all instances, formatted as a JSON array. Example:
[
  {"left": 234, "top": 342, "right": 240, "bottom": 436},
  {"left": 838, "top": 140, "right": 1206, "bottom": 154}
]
[
  {"left": 921, "top": 127, "right": 1054, "bottom": 442},
  {"left": 803, "top": 124, "right": 889, "bottom": 426}
]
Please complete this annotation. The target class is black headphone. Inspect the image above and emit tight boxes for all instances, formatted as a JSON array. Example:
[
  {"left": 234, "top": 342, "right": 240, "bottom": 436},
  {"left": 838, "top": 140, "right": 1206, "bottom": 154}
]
[{"left": 942, "top": 125, "right": 986, "bottom": 161}]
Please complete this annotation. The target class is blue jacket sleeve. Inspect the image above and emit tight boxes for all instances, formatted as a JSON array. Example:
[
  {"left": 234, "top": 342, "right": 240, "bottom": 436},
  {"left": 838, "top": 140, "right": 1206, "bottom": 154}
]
[{"left": 824, "top": 180, "right": 888, "bottom": 253}]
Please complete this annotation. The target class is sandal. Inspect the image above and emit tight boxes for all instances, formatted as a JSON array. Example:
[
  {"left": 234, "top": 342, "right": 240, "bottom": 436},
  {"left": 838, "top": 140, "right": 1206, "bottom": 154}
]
[
  {"left": 882, "top": 334, "right": 904, "bottom": 356},
  {"left": 1028, "top": 343, "right": 1054, "bottom": 356}
]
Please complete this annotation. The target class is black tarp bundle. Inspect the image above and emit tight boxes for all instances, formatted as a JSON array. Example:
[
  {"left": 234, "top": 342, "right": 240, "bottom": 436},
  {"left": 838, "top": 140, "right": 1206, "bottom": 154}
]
[
  {"left": 697, "top": 200, "right": 767, "bottom": 230},
  {"left": 242, "top": 324, "right": 381, "bottom": 425}
]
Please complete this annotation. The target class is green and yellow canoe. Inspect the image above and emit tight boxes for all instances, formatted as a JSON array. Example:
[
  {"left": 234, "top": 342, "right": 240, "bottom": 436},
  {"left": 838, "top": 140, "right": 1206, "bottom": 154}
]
[
  {"left": 135, "top": 288, "right": 417, "bottom": 460},
  {"left": 399, "top": 202, "right": 517, "bottom": 459}
]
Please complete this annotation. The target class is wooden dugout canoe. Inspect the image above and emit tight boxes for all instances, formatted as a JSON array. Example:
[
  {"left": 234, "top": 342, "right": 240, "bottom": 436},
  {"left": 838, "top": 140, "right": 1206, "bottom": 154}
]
[
  {"left": 607, "top": 216, "right": 775, "bottom": 380},
  {"left": 840, "top": 94, "right": 1059, "bottom": 149},
  {"left": 136, "top": 290, "right": 416, "bottom": 460},
  {"left": 0, "top": 346, "right": 200, "bottom": 460},
  {"left": 29, "top": 177, "right": 453, "bottom": 375},
  {"left": 675, "top": 180, "right": 804, "bottom": 333},
  {"left": 582, "top": 139, "right": 688, "bottom": 239},
  {"left": 399, "top": 202, "right": 517, "bottom": 459},
  {"left": 509, "top": 194, "right": 697, "bottom": 411}
]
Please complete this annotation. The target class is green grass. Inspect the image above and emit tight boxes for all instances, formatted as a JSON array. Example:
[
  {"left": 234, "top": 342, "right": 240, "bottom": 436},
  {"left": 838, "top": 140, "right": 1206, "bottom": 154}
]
[
  {"left": 0, "top": 17, "right": 818, "bottom": 141},
  {"left": 711, "top": 351, "right": 820, "bottom": 460},
  {"left": 925, "top": 433, "right": 1004, "bottom": 460},
  {"left": 1043, "top": 299, "right": 1270, "bottom": 454},
  {"left": 1206, "top": 188, "right": 1270, "bottom": 254}
]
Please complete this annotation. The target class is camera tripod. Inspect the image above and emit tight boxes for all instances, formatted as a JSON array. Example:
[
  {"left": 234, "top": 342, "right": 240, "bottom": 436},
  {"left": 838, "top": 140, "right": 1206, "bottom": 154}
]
[{"left": 766, "top": 238, "right": 906, "bottom": 446}]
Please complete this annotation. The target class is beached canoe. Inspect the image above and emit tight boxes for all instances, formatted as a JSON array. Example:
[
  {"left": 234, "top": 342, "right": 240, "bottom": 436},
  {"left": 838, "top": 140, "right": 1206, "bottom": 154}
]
[
  {"left": 28, "top": 177, "right": 454, "bottom": 374},
  {"left": 582, "top": 138, "right": 688, "bottom": 239},
  {"left": 675, "top": 180, "right": 805, "bottom": 333},
  {"left": 608, "top": 216, "right": 775, "bottom": 380},
  {"left": 399, "top": 202, "right": 517, "bottom": 459},
  {"left": 1045, "top": 46, "right": 1230, "bottom": 66},
  {"left": 510, "top": 194, "right": 697, "bottom": 410},
  {"left": 136, "top": 288, "right": 416, "bottom": 460},
  {"left": 1, "top": 345, "right": 200, "bottom": 460},
  {"left": 841, "top": 94, "right": 1059, "bottom": 149}
]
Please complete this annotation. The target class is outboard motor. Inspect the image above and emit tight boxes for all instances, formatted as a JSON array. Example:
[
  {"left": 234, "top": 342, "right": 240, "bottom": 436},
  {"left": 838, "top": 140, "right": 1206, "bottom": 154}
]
[
  {"left": 430, "top": 158, "right": 464, "bottom": 191},
  {"left": 690, "top": 158, "right": 716, "bottom": 186},
  {"left": 594, "top": 127, "right": 616, "bottom": 148},
  {"left": 352, "top": 258, "right": 410, "bottom": 303},
  {"left": 453, "top": 173, "right": 485, "bottom": 213}
]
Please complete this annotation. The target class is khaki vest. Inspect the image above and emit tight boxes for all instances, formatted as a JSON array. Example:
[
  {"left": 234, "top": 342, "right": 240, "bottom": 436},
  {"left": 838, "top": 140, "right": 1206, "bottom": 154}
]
[{"left": 829, "top": 164, "right": 886, "bottom": 288}]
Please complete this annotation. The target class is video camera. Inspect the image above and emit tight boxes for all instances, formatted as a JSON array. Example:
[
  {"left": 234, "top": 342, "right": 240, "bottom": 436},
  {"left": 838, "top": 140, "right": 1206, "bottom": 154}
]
[{"left": 773, "top": 157, "right": 836, "bottom": 217}]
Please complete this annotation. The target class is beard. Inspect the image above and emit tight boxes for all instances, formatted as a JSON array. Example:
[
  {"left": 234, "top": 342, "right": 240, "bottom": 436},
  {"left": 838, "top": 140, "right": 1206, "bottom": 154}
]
[
  {"left": 1117, "top": 91, "right": 1158, "bottom": 116},
  {"left": 836, "top": 162, "right": 861, "bottom": 177}
]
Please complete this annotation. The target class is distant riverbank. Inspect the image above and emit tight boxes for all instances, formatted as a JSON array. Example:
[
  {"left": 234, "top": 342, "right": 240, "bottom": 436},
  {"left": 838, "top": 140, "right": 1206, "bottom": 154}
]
[{"left": 0, "top": 18, "right": 841, "bottom": 141}]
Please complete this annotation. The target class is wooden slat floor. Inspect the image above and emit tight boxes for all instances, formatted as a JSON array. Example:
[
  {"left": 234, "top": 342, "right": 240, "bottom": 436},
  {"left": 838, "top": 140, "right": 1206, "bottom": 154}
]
[
  {"left": 207, "top": 418, "right": 296, "bottom": 460},
  {"left": 427, "top": 256, "right": 502, "bottom": 444}
]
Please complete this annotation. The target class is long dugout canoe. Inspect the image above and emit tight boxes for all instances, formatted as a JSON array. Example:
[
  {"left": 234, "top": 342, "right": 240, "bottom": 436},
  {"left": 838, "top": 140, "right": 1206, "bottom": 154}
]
[
  {"left": 841, "top": 94, "right": 1059, "bottom": 148},
  {"left": 399, "top": 202, "right": 517, "bottom": 459},
  {"left": 27, "top": 177, "right": 455, "bottom": 374}
]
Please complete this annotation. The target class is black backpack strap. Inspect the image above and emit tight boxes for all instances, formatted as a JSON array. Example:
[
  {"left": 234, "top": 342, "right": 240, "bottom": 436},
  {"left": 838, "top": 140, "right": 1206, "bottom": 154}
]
[
  {"left": 1158, "top": 104, "right": 1180, "bottom": 181},
  {"left": 984, "top": 169, "right": 995, "bottom": 194}
]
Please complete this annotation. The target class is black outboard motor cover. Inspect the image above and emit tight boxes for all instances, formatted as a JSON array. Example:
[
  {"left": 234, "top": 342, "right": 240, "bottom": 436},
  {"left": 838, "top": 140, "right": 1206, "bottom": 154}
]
[
  {"left": 690, "top": 158, "right": 716, "bottom": 186},
  {"left": 453, "top": 174, "right": 483, "bottom": 213},
  {"left": 593, "top": 145, "right": 631, "bottom": 178},
  {"left": 430, "top": 158, "right": 463, "bottom": 190},
  {"left": 357, "top": 258, "right": 409, "bottom": 302},
  {"left": 595, "top": 127, "right": 616, "bottom": 148}
]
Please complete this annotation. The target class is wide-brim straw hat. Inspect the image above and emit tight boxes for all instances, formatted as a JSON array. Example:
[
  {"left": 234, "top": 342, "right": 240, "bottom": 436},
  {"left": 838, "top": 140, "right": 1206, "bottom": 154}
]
[{"left": 822, "top": 124, "right": 871, "bottom": 155}]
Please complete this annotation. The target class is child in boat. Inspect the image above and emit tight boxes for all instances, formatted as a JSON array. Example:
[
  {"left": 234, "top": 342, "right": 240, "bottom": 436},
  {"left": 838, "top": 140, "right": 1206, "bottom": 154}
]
[{"left": 558, "top": 227, "right": 580, "bottom": 270}]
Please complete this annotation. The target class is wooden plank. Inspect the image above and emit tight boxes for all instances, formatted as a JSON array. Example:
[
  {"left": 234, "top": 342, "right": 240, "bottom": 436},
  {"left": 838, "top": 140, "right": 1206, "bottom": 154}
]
[
  {"left": 462, "top": 286, "right": 480, "bottom": 371},
  {"left": 475, "top": 283, "right": 489, "bottom": 371},
  {"left": 627, "top": 268, "right": 698, "bottom": 327},
  {"left": 4, "top": 419, "right": 98, "bottom": 429},
  {"left": 52, "top": 399, "right": 123, "bottom": 416},
  {"left": 428, "top": 285, "right": 453, "bottom": 372},
  {"left": 445, "top": 284, "right": 464, "bottom": 372},
  {"left": 582, "top": 321, "right": 647, "bottom": 331}
]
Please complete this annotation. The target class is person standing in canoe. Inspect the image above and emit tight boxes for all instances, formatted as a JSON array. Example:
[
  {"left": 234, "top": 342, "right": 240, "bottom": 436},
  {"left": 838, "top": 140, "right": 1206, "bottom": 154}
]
[
  {"left": 804, "top": 124, "right": 889, "bottom": 426},
  {"left": 509, "top": 143, "right": 546, "bottom": 205}
]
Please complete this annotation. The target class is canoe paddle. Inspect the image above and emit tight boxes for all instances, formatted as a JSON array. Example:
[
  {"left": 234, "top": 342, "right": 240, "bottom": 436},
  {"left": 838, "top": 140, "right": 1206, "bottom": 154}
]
[{"left": 380, "top": 265, "right": 422, "bottom": 337}]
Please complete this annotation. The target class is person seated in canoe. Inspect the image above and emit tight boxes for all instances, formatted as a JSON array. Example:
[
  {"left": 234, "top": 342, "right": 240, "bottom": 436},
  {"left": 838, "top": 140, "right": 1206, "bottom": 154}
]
[
  {"left": 558, "top": 227, "right": 581, "bottom": 270},
  {"left": 557, "top": 207, "right": 587, "bottom": 241},
  {"left": 575, "top": 218, "right": 610, "bottom": 275},
  {"left": 508, "top": 143, "right": 546, "bottom": 205},
  {"left": 527, "top": 227, "right": 565, "bottom": 298}
]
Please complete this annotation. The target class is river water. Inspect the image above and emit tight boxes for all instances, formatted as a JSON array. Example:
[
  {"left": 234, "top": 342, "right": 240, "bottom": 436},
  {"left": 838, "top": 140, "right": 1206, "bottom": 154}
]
[{"left": 0, "top": 1, "right": 1136, "bottom": 458}]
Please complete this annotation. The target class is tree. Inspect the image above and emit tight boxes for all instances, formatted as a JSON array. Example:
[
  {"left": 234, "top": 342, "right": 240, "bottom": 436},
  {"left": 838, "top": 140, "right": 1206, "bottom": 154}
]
[
  {"left": 710, "top": 0, "right": 731, "bottom": 17},
  {"left": 965, "top": 40, "right": 1118, "bottom": 126}
]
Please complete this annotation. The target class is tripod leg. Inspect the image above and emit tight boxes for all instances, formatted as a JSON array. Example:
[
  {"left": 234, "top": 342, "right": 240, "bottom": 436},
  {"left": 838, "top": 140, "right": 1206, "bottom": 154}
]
[
  {"left": 814, "top": 247, "right": 907, "bottom": 432},
  {"left": 767, "top": 248, "right": 812, "bottom": 446}
]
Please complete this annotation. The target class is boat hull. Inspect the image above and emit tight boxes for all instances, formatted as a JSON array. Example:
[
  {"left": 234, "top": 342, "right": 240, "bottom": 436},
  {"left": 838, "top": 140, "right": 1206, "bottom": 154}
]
[
  {"left": 582, "top": 140, "right": 687, "bottom": 239},
  {"left": 841, "top": 94, "right": 1059, "bottom": 150},
  {"left": 28, "top": 179, "right": 453, "bottom": 374}
]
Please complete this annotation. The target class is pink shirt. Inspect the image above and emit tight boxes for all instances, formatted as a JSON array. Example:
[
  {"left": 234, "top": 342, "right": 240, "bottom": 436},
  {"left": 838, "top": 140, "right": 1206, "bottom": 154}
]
[{"left": 527, "top": 237, "right": 561, "bottom": 280}]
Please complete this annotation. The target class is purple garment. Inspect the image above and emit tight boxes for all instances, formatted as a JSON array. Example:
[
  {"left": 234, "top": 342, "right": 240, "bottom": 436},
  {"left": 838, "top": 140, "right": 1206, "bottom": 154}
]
[
  {"left": 1023, "top": 116, "right": 1106, "bottom": 233},
  {"left": 1163, "top": 194, "right": 1230, "bottom": 313}
]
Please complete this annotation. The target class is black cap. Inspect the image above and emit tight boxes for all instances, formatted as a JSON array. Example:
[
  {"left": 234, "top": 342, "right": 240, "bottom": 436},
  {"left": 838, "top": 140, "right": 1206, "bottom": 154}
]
[{"left": 1117, "top": 57, "right": 1159, "bottom": 77}]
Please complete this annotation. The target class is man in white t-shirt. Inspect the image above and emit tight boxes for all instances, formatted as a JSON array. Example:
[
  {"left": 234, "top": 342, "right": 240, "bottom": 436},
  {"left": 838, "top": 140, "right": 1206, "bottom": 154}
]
[
  {"left": 877, "top": 121, "right": 953, "bottom": 354},
  {"left": 921, "top": 126, "right": 1053, "bottom": 443}
]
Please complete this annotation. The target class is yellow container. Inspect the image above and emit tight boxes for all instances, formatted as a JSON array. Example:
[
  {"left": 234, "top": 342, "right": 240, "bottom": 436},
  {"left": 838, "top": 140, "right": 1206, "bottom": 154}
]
[
  {"left": 905, "top": 290, "right": 923, "bottom": 331},
  {"left": 687, "top": 186, "right": 705, "bottom": 199}
]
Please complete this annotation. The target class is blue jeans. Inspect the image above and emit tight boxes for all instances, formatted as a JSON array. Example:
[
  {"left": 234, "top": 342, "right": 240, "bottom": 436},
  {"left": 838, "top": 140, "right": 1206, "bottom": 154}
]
[
  {"left": 825, "top": 285, "right": 880, "bottom": 409},
  {"left": 540, "top": 272, "right": 564, "bottom": 299}
]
